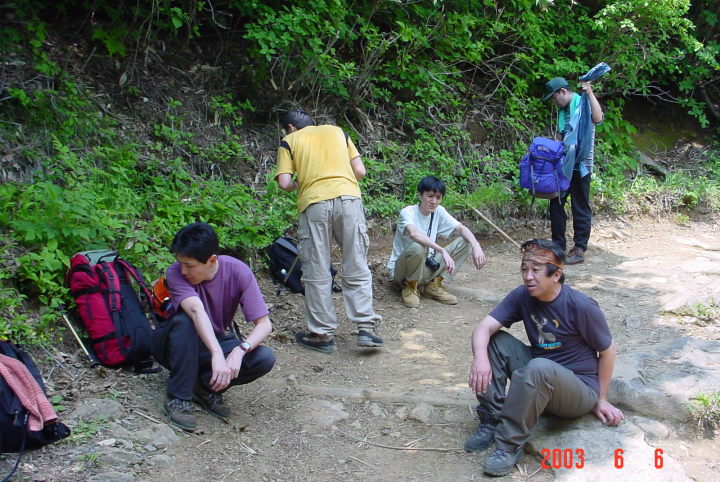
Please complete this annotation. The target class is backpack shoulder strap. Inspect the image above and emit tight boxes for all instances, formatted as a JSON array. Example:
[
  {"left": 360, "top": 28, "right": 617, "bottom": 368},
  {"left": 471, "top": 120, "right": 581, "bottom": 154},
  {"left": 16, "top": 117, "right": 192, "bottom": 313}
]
[
  {"left": 279, "top": 140, "right": 293, "bottom": 161},
  {"left": 114, "top": 259, "right": 154, "bottom": 302}
]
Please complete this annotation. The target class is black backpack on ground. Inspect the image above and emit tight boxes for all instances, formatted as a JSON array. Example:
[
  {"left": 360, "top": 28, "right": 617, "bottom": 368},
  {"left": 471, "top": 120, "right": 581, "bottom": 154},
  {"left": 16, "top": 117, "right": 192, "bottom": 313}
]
[
  {"left": 266, "top": 237, "right": 339, "bottom": 294},
  {"left": 0, "top": 340, "right": 71, "bottom": 480}
]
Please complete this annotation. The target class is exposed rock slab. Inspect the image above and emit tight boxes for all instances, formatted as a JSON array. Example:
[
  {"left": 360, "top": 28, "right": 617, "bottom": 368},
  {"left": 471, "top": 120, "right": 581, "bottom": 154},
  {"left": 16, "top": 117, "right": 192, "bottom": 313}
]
[
  {"left": 132, "top": 423, "right": 180, "bottom": 449},
  {"left": 528, "top": 416, "right": 687, "bottom": 481},
  {"left": 610, "top": 337, "right": 720, "bottom": 421},
  {"left": 67, "top": 398, "right": 124, "bottom": 422}
]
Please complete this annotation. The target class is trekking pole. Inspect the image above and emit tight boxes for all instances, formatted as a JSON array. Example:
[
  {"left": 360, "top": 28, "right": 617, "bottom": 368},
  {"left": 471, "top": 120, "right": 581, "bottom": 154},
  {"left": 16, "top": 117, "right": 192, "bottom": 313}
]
[
  {"left": 468, "top": 206, "right": 521, "bottom": 249},
  {"left": 282, "top": 255, "right": 301, "bottom": 284},
  {"left": 60, "top": 308, "right": 100, "bottom": 368}
]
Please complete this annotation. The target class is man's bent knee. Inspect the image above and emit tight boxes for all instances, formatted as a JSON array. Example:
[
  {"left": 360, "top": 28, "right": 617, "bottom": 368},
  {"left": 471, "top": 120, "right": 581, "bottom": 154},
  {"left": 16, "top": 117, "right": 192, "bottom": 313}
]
[
  {"left": 514, "top": 358, "right": 558, "bottom": 383},
  {"left": 241, "top": 346, "right": 275, "bottom": 382}
]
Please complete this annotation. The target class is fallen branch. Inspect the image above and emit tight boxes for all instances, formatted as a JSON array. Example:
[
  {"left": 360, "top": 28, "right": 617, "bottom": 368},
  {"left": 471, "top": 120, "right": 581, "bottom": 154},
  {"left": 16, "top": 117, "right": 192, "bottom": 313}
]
[
  {"left": 336, "top": 429, "right": 463, "bottom": 453},
  {"left": 291, "top": 384, "right": 475, "bottom": 408},
  {"left": 468, "top": 206, "right": 521, "bottom": 248},
  {"left": 131, "top": 409, "right": 164, "bottom": 425},
  {"left": 131, "top": 409, "right": 185, "bottom": 434}
]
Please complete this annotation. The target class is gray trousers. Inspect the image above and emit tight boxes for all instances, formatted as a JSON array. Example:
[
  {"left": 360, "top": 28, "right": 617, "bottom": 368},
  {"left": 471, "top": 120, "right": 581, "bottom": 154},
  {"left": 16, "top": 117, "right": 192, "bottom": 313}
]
[
  {"left": 476, "top": 331, "right": 598, "bottom": 451},
  {"left": 298, "top": 196, "right": 381, "bottom": 335},
  {"left": 392, "top": 236, "right": 471, "bottom": 285}
]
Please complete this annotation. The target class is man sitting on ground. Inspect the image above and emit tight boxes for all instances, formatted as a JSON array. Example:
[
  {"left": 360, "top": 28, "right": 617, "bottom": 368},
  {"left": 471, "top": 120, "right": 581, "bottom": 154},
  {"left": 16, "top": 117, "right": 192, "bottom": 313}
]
[
  {"left": 387, "top": 176, "right": 486, "bottom": 308},
  {"left": 153, "top": 222, "right": 276, "bottom": 431},
  {"left": 466, "top": 238, "right": 623, "bottom": 476}
]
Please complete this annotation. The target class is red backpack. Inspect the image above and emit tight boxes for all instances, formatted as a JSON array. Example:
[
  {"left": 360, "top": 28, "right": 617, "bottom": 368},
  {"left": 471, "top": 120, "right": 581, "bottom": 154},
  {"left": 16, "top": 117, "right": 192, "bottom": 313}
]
[{"left": 66, "top": 250, "right": 157, "bottom": 371}]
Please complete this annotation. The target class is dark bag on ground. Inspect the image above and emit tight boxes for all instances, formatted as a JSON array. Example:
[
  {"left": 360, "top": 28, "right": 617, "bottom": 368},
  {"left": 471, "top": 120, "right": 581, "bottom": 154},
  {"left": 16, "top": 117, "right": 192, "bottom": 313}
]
[
  {"left": 66, "top": 250, "right": 157, "bottom": 372},
  {"left": 519, "top": 137, "right": 570, "bottom": 199},
  {"left": 266, "top": 237, "right": 339, "bottom": 294},
  {"left": 1, "top": 339, "right": 70, "bottom": 480}
]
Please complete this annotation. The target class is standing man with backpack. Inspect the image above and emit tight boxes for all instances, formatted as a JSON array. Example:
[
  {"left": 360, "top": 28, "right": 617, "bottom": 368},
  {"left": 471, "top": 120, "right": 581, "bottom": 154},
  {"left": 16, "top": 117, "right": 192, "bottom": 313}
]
[
  {"left": 544, "top": 77, "right": 603, "bottom": 265},
  {"left": 153, "top": 222, "right": 276, "bottom": 432},
  {"left": 275, "top": 109, "right": 383, "bottom": 354}
]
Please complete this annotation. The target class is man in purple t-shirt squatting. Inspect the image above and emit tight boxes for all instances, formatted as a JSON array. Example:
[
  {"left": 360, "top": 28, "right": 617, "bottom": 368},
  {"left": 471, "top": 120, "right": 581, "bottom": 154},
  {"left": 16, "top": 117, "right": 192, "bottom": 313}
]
[
  {"left": 152, "top": 222, "right": 275, "bottom": 432},
  {"left": 465, "top": 238, "right": 624, "bottom": 476}
]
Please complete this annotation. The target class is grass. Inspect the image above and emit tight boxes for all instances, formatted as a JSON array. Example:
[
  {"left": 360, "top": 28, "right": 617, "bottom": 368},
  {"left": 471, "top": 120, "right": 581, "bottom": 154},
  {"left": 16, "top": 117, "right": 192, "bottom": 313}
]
[{"left": 689, "top": 391, "right": 720, "bottom": 434}]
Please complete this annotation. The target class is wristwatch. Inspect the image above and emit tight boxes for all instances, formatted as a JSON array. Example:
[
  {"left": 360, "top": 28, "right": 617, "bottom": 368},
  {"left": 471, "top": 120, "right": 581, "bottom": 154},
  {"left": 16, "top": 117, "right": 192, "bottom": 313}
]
[{"left": 239, "top": 341, "right": 252, "bottom": 353}]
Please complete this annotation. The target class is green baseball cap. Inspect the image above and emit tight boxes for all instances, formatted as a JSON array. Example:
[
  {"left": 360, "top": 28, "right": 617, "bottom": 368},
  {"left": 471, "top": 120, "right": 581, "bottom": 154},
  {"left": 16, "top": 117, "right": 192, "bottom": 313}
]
[{"left": 543, "top": 77, "right": 570, "bottom": 100}]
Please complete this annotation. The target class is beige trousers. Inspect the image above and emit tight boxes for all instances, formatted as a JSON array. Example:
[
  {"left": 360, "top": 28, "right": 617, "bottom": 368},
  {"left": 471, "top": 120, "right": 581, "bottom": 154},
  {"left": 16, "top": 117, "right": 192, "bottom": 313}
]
[
  {"left": 392, "top": 236, "right": 471, "bottom": 286},
  {"left": 298, "top": 196, "right": 381, "bottom": 335}
]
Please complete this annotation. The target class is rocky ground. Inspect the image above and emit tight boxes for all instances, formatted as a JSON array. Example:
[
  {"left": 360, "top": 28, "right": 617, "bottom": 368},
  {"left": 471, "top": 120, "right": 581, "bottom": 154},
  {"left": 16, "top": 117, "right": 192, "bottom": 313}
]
[{"left": 2, "top": 214, "right": 719, "bottom": 481}]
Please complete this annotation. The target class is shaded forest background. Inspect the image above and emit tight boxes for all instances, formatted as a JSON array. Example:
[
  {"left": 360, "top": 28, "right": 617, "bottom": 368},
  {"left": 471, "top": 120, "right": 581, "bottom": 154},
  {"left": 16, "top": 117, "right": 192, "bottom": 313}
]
[{"left": 1, "top": 0, "right": 719, "bottom": 343}]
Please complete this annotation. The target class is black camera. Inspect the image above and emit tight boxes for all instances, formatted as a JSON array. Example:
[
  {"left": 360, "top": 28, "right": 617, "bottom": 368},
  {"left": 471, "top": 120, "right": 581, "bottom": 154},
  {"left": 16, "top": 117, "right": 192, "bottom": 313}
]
[{"left": 425, "top": 256, "right": 440, "bottom": 271}]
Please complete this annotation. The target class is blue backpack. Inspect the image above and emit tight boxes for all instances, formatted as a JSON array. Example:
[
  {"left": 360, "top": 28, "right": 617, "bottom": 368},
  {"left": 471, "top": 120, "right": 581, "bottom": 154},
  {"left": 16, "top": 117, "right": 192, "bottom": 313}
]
[{"left": 519, "top": 137, "right": 570, "bottom": 199}]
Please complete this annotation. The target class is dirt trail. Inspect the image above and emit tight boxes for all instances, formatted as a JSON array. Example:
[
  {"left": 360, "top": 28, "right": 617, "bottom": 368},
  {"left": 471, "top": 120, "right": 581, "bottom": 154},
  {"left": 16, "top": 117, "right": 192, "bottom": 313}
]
[{"left": 3, "top": 215, "right": 719, "bottom": 481}]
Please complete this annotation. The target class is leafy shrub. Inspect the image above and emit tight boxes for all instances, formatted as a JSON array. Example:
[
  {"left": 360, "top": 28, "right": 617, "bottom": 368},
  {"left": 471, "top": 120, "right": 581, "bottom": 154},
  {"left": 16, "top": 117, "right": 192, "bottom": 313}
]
[
  {"left": 689, "top": 391, "right": 720, "bottom": 434},
  {"left": 2, "top": 0, "right": 719, "bottom": 346}
]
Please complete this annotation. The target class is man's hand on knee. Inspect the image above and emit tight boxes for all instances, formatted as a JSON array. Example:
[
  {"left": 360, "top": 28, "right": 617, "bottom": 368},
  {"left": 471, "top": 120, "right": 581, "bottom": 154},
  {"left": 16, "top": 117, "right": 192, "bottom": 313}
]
[
  {"left": 441, "top": 249, "right": 455, "bottom": 274},
  {"left": 471, "top": 244, "right": 486, "bottom": 270},
  {"left": 468, "top": 358, "right": 493, "bottom": 394},
  {"left": 210, "top": 353, "right": 233, "bottom": 391}
]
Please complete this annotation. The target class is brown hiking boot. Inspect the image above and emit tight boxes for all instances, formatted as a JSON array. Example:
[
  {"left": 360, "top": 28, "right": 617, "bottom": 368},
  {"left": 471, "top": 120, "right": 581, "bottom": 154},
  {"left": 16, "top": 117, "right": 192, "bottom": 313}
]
[
  {"left": 295, "top": 332, "right": 335, "bottom": 354},
  {"left": 566, "top": 247, "right": 585, "bottom": 265},
  {"left": 401, "top": 280, "right": 420, "bottom": 308},
  {"left": 424, "top": 277, "right": 458, "bottom": 305},
  {"left": 164, "top": 398, "right": 197, "bottom": 432},
  {"left": 193, "top": 382, "right": 232, "bottom": 420}
]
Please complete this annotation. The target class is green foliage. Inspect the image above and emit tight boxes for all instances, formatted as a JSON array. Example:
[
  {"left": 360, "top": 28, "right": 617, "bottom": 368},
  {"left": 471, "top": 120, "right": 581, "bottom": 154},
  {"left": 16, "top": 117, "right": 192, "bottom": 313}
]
[
  {"left": 595, "top": 100, "right": 640, "bottom": 178},
  {"left": 0, "top": 73, "right": 294, "bottom": 342},
  {"left": 2, "top": 0, "right": 720, "bottom": 346},
  {"left": 61, "top": 417, "right": 107, "bottom": 445},
  {"left": 627, "top": 174, "right": 714, "bottom": 212},
  {"left": 0, "top": 274, "right": 43, "bottom": 345},
  {"left": 689, "top": 391, "right": 720, "bottom": 433},
  {"left": 210, "top": 95, "right": 254, "bottom": 127},
  {"left": 50, "top": 394, "right": 67, "bottom": 413}
]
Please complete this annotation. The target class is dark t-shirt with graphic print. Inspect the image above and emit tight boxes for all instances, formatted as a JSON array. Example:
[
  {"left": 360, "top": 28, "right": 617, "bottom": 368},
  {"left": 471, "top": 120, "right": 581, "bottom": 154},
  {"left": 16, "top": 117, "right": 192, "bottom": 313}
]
[{"left": 489, "top": 284, "right": 612, "bottom": 393}]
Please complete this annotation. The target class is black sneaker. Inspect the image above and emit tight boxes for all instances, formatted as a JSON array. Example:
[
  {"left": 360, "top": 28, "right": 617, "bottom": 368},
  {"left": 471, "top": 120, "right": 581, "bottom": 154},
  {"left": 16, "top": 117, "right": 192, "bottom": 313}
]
[
  {"left": 295, "top": 332, "right": 335, "bottom": 354},
  {"left": 566, "top": 247, "right": 585, "bottom": 265},
  {"left": 164, "top": 398, "right": 197, "bottom": 432},
  {"left": 357, "top": 330, "right": 384, "bottom": 347},
  {"left": 464, "top": 420, "right": 497, "bottom": 452},
  {"left": 193, "top": 383, "right": 231, "bottom": 420},
  {"left": 483, "top": 447, "right": 524, "bottom": 476}
]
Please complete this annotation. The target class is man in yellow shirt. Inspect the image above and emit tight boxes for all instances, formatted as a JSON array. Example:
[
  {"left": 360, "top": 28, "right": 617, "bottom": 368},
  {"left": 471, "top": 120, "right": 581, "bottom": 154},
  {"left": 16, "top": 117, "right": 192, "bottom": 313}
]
[{"left": 275, "top": 110, "right": 383, "bottom": 354}]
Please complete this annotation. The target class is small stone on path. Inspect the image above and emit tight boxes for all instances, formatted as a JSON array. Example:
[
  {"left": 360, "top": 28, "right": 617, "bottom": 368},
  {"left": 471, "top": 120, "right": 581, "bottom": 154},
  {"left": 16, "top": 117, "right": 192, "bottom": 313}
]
[
  {"left": 306, "top": 400, "right": 349, "bottom": 427},
  {"left": 408, "top": 403, "right": 433, "bottom": 424}
]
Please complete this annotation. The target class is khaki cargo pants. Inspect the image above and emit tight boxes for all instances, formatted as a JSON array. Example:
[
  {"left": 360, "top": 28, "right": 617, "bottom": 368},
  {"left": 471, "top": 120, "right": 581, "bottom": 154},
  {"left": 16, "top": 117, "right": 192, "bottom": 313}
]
[
  {"left": 298, "top": 196, "right": 381, "bottom": 335},
  {"left": 392, "top": 236, "right": 471, "bottom": 286}
]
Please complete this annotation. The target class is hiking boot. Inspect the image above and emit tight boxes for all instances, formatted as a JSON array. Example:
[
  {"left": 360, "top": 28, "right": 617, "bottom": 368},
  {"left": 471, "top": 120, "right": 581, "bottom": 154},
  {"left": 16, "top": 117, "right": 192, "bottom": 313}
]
[
  {"left": 193, "top": 383, "right": 231, "bottom": 420},
  {"left": 401, "top": 280, "right": 420, "bottom": 308},
  {"left": 566, "top": 247, "right": 585, "bottom": 265},
  {"left": 483, "top": 447, "right": 524, "bottom": 476},
  {"left": 424, "top": 277, "right": 458, "bottom": 305},
  {"left": 164, "top": 398, "right": 197, "bottom": 432},
  {"left": 464, "top": 419, "right": 498, "bottom": 452},
  {"left": 357, "top": 329, "right": 384, "bottom": 348},
  {"left": 295, "top": 332, "right": 335, "bottom": 354}
]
